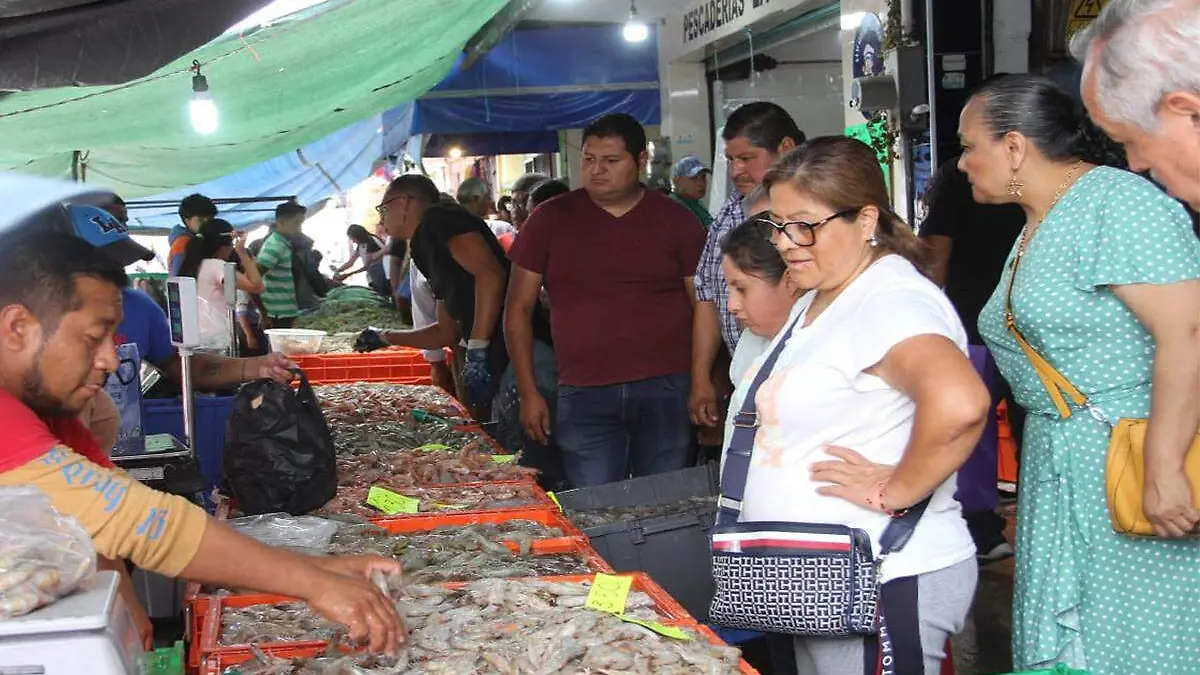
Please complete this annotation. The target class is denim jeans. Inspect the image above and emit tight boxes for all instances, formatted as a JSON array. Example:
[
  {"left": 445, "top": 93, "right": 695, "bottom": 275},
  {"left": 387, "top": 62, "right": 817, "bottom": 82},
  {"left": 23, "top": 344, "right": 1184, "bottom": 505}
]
[
  {"left": 556, "top": 372, "right": 695, "bottom": 487},
  {"left": 492, "top": 340, "right": 567, "bottom": 491}
]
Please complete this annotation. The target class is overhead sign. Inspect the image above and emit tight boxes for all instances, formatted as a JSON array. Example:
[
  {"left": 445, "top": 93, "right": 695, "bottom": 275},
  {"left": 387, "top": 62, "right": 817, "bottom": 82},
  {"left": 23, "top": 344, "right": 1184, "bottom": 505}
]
[
  {"left": 1067, "top": 0, "right": 1108, "bottom": 38},
  {"left": 683, "top": 0, "right": 772, "bottom": 44}
]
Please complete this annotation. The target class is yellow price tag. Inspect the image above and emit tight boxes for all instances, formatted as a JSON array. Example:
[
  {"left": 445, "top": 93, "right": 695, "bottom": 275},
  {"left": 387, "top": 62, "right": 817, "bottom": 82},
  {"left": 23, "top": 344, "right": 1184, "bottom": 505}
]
[
  {"left": 546, "top": 491, "right": 563, "bottom": 511},
  {"left": 584, "top": 573, "right": 633, "bottom": 614},
  {"left": 366, "top": 486, "right": 420, "bottom": 515},
  {"left": 490, "top": 454, "right": 517, "bottom": 464},
  {"left": 619, "top": 616, "right": 693, "bottom": 640},
  {"left": 415, "top": 443, "right": 451, "bottom": 452}
]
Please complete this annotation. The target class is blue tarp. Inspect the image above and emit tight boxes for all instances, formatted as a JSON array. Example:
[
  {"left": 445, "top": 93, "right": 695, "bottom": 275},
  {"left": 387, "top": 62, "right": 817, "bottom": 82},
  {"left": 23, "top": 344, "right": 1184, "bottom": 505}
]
[
  {"left": 127, "top": 114, "right": 383, "bottom": 232},
  {"left": 423, "top": 131, "right": 559, "bottom": 157},
  {"left": 384, "top": 24, "right": 661, "bottom": 149}
]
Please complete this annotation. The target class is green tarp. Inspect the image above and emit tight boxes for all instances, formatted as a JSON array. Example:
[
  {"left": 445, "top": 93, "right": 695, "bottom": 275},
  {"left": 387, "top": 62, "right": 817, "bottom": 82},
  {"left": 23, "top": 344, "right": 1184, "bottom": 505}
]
[{"left": 0, "top": 0, "right": 506, "bottom": 197}]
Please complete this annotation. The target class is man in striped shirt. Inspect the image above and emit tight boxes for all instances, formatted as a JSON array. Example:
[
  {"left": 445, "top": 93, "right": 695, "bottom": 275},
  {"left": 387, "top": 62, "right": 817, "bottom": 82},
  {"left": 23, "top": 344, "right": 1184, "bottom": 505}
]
[{"left": 255, "top": 201, "right": 305, "bottom": 328}]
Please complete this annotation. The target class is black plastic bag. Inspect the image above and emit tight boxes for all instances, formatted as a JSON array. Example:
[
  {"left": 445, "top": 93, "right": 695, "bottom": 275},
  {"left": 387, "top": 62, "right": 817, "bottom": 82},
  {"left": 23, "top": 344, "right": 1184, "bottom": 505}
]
[{"left": 222, "top": 373, "right": 336, "bottom": 515}]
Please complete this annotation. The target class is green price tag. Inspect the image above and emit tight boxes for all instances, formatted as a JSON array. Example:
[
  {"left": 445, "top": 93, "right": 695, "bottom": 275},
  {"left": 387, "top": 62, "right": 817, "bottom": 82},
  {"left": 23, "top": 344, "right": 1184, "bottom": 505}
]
[
  {"left": 546, "top": 491, "right": 563, "bottom": 511},
  {"left": 490, "top": 454, "right": 517, "bottom": 464},
  {"left": 584, "top": 573, "right": 633, "bottom": 614},
  {"left": 415, "top": 443, "right": 451, "bottom": 452},
  {"left": 366, "top": 486, "right": 420, "bottom": 515},
  {"left": 618, "top": 616, "right": 693, "bottom": 640}
]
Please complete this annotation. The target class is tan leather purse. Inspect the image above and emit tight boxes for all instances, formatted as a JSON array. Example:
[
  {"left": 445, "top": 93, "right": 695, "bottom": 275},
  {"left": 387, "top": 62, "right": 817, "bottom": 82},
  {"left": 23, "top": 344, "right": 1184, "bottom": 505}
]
[{"left": 1003, "top": 232, "right": 1200, "bottom": 537}]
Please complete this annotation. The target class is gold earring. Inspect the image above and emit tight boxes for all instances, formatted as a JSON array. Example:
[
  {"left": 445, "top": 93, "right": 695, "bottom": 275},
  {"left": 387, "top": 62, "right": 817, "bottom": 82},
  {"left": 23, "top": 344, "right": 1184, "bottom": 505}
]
[{"left": 1007, "top": 172, "right": 1024, "bottom": 199}]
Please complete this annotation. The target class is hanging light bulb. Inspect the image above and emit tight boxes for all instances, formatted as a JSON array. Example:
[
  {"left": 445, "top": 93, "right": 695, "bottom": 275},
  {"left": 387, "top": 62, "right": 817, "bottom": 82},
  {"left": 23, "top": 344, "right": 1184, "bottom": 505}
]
[
  {"left": 189, "top": 60, "right": 219, "bottom": 135},
  {"left": 623, "top": 0, "right": 648, "bottom": 43}
]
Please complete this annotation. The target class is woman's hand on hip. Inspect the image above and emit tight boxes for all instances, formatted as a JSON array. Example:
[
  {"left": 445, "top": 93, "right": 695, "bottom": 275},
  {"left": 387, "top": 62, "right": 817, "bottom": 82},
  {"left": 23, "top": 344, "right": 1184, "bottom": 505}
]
[
  {"left": 1143, "top": 469, "right": 1200, "bottom": 538},
  {"left": 810, "top": 446, "right": 895, "bottom": 513}
]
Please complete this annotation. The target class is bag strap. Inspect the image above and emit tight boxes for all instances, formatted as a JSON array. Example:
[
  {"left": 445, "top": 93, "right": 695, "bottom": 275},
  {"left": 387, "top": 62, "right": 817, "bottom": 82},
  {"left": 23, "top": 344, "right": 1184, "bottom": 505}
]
[
  {"left": 716, "top": 313, "right": 803, "bottom": 524},
  {"left": 1003, "top": 231, "right": 1087, "bottom": 420}
]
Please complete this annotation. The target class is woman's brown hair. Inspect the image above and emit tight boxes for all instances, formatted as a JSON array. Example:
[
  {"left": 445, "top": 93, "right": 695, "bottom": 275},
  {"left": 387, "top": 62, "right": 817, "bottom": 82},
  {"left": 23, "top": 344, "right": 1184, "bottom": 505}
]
[{"left": 761, "top": 136, "right": 928, "bottom": 275}]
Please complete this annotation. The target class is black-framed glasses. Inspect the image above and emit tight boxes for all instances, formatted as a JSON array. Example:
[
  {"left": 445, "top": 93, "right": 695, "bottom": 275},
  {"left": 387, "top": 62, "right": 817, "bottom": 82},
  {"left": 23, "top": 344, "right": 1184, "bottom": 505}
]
[
  {"left": 374, "top": 193, "right": 413, "bottom": 214},
  {"left": 753, "top": 209, "right": 859, "bottom": 247}
]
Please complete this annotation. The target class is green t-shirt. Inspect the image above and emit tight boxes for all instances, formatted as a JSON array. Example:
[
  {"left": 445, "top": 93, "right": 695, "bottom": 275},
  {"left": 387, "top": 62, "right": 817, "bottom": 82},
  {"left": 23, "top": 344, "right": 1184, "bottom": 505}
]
[
  {"left": 255, "top": 231, "right": 299, "bottom": 319},
  {"left": 670, "top": 192, "right": 713, "bottom": 229}
]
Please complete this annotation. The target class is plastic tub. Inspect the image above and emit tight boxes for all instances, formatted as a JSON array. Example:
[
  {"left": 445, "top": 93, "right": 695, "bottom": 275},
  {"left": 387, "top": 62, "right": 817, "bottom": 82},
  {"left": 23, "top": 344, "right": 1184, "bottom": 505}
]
[
  {"left": 264, "top": 328, "right": 327, "bottom": 355},
  {"left": 554, "top": 464, "right": 719, "bottom": 622},
  {"left": 291, "top": 350, "right": 433, "bottom": 385}
]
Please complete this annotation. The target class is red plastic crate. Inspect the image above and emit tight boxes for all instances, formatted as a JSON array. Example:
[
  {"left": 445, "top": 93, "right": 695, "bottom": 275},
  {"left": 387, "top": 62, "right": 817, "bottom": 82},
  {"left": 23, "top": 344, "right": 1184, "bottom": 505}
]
[{"left": 292, "top": 349, "right": 433, "bottom": 385}]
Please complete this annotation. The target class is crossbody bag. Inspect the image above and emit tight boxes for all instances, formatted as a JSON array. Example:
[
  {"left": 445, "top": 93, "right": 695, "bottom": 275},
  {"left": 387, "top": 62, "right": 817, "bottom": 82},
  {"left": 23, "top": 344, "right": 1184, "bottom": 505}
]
[
  {"left": 709, "top": 313, "right": 928, "bottom": 636},
  {"left": 1003, "top": 228, "right": 1200, "bottom": 537}
]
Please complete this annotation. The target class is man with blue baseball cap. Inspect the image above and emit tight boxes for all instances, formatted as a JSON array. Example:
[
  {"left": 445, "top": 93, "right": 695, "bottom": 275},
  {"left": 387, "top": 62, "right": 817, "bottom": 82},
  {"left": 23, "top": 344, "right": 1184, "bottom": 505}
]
[
  {"left": 669, "top": 155, "right": 712, "bottom": 229},
  {"left": 67, "top": 204, "right": 157, "bottom": 266}
]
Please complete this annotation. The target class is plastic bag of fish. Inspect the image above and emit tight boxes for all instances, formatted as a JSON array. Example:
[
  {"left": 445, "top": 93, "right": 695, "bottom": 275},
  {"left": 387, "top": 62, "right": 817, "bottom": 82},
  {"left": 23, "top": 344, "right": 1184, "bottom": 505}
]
[
  {"left": 221, "top": 579, "right": 742, "bottom": 674},
  {"left": 0, "top": 487, "right": 96, "bottom": 619},
  {"left": 316, "top": 483, "right": 544, "bottom": 518}
]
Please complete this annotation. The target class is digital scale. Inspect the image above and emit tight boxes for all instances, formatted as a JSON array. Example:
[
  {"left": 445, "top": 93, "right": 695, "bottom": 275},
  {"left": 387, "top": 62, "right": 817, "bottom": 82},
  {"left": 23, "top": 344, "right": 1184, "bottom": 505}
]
[
  {"left": 112, "top": 278, "right": 204, "bottom": 500},
  {"left": 0, "top": 572, "right": 143, "bottom": 674}
]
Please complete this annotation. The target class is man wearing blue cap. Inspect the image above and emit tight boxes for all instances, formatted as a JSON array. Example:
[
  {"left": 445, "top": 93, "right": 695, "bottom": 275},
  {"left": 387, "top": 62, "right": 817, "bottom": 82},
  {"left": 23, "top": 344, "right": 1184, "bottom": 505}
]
[
  {"left": 65, "top": 204, "right": 293, "bottom": 393},
  {"left": 669, "top": 155, "right": 712, "bottom": 229}
]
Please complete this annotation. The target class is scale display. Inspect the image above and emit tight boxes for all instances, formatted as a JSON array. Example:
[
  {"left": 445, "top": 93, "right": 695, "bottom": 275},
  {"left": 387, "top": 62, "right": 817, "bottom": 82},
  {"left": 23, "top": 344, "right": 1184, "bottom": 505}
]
[{"left": 165, "top": 277, "right": 200, "bottom": 349}]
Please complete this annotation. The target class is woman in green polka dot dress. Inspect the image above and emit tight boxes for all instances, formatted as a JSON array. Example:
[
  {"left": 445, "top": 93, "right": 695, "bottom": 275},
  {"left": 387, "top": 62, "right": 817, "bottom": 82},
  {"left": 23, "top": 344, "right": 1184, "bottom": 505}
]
[{"left": 959, "top": 75, "right": 1200, "bottom": 674}]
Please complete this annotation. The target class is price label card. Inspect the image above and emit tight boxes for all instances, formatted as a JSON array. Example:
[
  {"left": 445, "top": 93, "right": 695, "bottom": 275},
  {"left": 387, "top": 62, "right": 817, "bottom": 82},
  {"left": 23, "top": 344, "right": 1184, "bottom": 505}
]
[
  {"left": 584, "top": 573, "right": 633, "bottom": 614},
  {"left": 546, "top": 491, "right": 563, "bottom": 511},
  {"left": 490, "top": 454, "right": 517, "bottom": 464},
  {"left": 367, "top": 486, "right": 420, "bottom": 515},
  {"left": 415, "top": 443, "right": 451, "bottom": 452},
  {"left": 619, "top": 616, "right": 693, "bottom": 641}
]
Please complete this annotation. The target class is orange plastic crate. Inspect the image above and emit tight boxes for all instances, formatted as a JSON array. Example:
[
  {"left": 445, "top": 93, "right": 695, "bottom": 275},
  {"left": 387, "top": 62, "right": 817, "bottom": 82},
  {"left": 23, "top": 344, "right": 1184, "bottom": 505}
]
[
  {"left": 292, "top": 349, "right": 433, "bottom": 386},
  {"left": 369, "top": 506, "right": 586, "bottom": 545},
  {"left": 324, "top": 480, "right": 559, "bottom": 519}
]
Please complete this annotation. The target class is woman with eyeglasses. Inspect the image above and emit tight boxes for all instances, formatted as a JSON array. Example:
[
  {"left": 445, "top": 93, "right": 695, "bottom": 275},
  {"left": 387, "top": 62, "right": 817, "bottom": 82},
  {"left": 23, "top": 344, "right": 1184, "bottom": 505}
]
[
  {"left": 177, "top": 219, "right": 265, "bottom": 353},
  {"left": 731, "top": 136, "right": 989, "bottom": 675}
]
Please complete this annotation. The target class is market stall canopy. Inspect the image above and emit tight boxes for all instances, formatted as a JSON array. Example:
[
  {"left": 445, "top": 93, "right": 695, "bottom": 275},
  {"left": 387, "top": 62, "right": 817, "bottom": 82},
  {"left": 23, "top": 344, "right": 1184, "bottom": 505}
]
[
  {"left": 124, "top": 112, "right": 386, "bottom": 233},
  {"left": 0, "top": 0, "right": 507, "bottom": 197},
  {"left": 0, "top": 0, "right": 275, "bottom": 91},
  {"left": 383, "top": 23, "right": 660, "bottom": 155}
]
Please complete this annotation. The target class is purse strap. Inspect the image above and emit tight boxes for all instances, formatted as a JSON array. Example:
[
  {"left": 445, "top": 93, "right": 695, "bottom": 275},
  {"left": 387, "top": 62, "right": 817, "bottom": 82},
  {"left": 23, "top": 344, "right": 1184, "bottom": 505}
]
[
  {"left": 1003, "top": 228, "right": 1088, "bottom": 420},
  {"left": 716, "top": 310, "right": 928, "bottom": 555}
]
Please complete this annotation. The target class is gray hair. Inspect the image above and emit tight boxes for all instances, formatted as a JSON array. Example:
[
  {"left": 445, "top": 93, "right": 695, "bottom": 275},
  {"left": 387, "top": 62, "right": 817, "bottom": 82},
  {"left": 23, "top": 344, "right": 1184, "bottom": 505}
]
[
  {"left": 1071, "top": 0, "right": 1200, "bottom": 131},
  {"left": 455, "top": 177, "right": 491, "bottom": 203}
]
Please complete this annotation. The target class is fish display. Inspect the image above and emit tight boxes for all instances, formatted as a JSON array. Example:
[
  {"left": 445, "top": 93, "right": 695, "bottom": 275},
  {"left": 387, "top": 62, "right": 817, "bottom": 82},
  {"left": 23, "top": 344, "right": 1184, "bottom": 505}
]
[
  {"left": 565, "top": 496, "right": 718, "bottom": 530},
  {"left": 220, "top": 579, "right": 741, "bottom": 674},
  {"left": 334, "top": 446, "right": 536, "bottom": 490},
  {"left": 316, "top": 483, "right": 544, "bottom": 518},
  {"left": 314, "top": 384, "right": 468, "bottom": 424}
]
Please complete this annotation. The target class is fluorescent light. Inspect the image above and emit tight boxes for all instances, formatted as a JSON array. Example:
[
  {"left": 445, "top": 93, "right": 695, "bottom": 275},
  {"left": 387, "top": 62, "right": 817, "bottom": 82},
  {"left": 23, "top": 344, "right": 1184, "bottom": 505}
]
[
  {"left": 841, "top": 11, "right": 867, "bottom": 31},
  {"left": 623, "top": 19, "right": 649, "bottom": 42},
  {"left": 190, "top": 94, "right": 219, "bottom": 135}
]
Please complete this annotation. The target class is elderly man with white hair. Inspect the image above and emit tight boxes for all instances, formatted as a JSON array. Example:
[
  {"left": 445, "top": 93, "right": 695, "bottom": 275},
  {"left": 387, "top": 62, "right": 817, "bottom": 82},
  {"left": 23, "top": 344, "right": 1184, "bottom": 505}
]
[{"left": 1072, "top": 0, "right": 1200, "bottom": 209}]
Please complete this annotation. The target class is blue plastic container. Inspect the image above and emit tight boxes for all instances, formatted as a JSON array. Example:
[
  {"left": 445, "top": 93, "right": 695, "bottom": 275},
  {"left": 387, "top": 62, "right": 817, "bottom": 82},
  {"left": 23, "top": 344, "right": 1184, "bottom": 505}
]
[{"left": 141, "top": 394, "right": 236, "bottom": 492}]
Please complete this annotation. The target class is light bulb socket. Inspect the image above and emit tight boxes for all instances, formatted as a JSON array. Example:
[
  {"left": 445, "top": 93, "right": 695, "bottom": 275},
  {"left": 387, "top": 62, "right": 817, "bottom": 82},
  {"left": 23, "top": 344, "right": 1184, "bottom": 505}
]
[{"left": 192, "top": 73, "right": 210, "bottom": 94}]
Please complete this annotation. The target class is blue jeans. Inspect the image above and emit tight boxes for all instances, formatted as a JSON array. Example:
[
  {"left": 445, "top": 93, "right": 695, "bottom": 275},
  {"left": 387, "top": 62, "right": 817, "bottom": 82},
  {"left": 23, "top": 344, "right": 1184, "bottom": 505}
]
[
  {"left": 492, "top": 340, "right": 567, "bottom": 491},
  {"left": 556, "top": 373, "right": 695, "bottom": 487}
]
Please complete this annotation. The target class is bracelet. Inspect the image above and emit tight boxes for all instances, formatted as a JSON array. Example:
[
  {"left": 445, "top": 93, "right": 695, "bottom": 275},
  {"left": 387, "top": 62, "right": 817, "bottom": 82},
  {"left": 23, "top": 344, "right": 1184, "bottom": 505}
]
[{"left": 876, "top": 481, "right": 911, "bottom": 519}]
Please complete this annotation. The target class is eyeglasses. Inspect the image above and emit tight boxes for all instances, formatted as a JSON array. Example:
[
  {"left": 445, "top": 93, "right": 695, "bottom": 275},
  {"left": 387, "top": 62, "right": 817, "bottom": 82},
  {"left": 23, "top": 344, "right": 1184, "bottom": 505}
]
[
  {"left": 754, "top": 210, "right": 859, "bottom": 247},
  {"left": 375, "top": 193, "right": 413, "bottom": 214}
]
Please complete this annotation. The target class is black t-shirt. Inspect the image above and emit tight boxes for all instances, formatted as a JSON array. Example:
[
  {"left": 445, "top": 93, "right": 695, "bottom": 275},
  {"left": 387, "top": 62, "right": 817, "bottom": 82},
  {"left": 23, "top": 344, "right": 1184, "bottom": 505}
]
[
  {"left": 920, "top": 159, "right": 1025, "bottom": 345},
  {"left": 410, "top": 204, "right": 553, "bottom": 371}
]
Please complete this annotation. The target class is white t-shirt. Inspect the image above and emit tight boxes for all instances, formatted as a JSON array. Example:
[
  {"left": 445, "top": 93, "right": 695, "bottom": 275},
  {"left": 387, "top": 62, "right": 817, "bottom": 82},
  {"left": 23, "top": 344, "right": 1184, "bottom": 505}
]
[
  {"left": 728, "top": 255, "right": 975, "bottom": 582},
  {"left": 196, "top": 258, "right": 232, "bottom": 351}
]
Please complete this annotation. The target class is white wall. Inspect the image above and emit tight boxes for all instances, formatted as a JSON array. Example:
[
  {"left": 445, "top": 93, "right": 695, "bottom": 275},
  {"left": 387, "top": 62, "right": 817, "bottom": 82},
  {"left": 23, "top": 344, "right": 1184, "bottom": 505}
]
[{"left": 993, "top": 0, "right": 1031, "bottom": 74}]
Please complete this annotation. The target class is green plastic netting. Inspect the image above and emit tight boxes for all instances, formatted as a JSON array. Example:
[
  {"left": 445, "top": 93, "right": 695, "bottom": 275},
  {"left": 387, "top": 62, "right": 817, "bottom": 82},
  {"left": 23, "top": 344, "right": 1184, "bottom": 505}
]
[{"left": 0, "top": 0, "right": 506, "bottom": 197}]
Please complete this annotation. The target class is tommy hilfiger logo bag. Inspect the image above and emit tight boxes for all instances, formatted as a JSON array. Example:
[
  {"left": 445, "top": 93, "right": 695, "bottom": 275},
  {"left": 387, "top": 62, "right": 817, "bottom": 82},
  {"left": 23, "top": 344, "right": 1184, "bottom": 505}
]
[{"left": 709, "top": 314, "right": 926, "bottom": 637}]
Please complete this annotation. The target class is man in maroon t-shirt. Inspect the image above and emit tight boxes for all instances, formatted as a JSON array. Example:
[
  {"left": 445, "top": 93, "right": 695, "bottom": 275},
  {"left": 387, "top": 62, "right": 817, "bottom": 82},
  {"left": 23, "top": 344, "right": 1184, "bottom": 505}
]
[{"left": 506, "top": 113, "right": 705, "bottom": 487}]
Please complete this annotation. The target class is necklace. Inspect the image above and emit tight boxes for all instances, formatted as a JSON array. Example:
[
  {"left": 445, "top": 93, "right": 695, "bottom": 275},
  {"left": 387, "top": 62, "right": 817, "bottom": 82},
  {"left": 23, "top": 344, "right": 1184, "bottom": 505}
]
[{"left": 1014, "top": 160, "right": 1085, "bottom": 261}]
